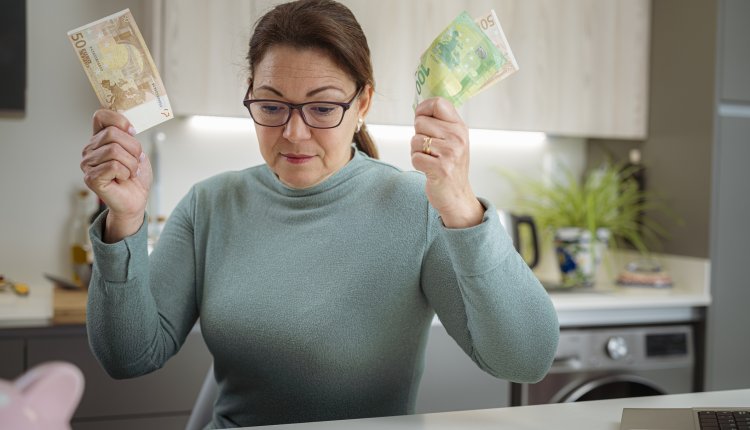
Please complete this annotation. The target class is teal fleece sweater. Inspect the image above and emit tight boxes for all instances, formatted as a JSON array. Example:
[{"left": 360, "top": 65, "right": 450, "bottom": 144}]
[{"left": 87, "top": 148, "right": 559, "bottom": 428}]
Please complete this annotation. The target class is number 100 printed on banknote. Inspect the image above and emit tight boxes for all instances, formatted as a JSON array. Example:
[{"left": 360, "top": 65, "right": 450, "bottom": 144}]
[
  {"left": 414, "top": 10, "right": 518, "bottom": 109},
  {"left": 68, "top": 9, "right": 172, "bottom": 133}
]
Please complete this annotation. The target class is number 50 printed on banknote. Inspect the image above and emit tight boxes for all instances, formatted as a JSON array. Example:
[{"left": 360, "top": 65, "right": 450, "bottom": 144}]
[{"left": 67, "top": 9, "right": 172, "bottom": 133}]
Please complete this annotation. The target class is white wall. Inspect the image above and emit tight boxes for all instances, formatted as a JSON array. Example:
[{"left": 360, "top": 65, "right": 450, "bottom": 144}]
[
  {"left": 149, "top": 118, "right": 584, "bottom": 219},
  {"left": 0, "top": 0, "right": 147, "bottom": 287},
  {"left": 0, "top": 0, "right": 584, "bottom": 288}
]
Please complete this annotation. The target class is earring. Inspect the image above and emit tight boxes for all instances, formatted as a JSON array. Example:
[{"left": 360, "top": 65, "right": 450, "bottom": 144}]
[{"left": 356, "top": 117, "right": 364, "bottom": 133}]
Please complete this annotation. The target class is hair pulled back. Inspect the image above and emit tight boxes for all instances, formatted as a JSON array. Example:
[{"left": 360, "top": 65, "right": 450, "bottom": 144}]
[{"left": 247, "top": 0, "right": 378, "bottom": 159}]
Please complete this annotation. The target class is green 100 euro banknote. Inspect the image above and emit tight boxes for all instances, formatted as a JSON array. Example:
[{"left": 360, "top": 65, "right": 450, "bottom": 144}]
[
  {"left": 414, "top": 10, "right": 518, "bottom": 109},
  {"left": 67, "top": 9, "right": 172, "bottom": 133}
]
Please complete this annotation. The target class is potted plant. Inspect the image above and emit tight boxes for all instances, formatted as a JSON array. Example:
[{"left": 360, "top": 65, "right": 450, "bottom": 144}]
[{"left": 507, "top": 163, "right": 670, "bottom": 288}]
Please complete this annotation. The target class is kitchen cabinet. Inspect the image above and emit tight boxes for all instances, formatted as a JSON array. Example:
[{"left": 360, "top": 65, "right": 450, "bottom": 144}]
[
  {"left": 0, "top": 325, "right": 212, "bottom": 430},
  {"left": 462, "top": 0, "right": 650, "bottom": 138},
  {"left": 155, "top": 0, "right": 650, "bottom": 138},
  {"left": 0, "top": 339, "right": 24, "bottom": 379},
  {"left": 26, "top": 329, "right": 212, "bottom": 421},
  {"left": 157, "top": 0, "right": 255, "bottom": 118}
]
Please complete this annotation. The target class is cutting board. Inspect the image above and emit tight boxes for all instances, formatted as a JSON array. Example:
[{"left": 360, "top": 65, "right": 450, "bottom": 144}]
[{"left": 53, "top": 286, "right": 88, "bottom": 324}]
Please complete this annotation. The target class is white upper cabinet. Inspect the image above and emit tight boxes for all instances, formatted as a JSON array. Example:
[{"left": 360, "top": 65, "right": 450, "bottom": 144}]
[
  {"left": 157, "top": 0, "right": 650, "bottom": 139},
  {"left": 157, "top": 0, "right": 253, "bottom": 118}
]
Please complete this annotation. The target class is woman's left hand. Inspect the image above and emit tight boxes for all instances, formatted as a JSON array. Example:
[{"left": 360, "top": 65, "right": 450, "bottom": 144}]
[{"left": 411, "top": 97, "right": 485, "bottom": 229}]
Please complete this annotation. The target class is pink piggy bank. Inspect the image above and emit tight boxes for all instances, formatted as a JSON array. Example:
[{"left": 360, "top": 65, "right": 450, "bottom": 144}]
[{"left": 0, "top": 361, "right": 84, "bottom": 430}]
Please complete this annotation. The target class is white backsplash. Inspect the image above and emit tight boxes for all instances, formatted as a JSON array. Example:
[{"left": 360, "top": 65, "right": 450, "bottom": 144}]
[{"left": 146, "top": 116, "right": 585, "bottom": 218}]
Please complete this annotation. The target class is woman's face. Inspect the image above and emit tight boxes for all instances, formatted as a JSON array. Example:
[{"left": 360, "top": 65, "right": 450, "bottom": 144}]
[{"left": 250, "top": 45, "right": 372, "bottom": 189}]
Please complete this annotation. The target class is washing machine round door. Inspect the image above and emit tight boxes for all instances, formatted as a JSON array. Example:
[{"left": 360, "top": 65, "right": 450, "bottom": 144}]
[{"left": 558, "top": 374, "right": 666, "bottom": 403}]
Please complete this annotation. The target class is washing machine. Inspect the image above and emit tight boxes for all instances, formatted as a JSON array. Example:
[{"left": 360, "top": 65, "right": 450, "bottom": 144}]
[{"left": 512, "top": 324, "right": 695, "bottom": 405}]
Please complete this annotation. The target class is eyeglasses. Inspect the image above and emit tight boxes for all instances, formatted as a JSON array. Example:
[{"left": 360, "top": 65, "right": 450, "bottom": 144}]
[{"left": 242, "top": 86, "right": 362, "bottom": 129}]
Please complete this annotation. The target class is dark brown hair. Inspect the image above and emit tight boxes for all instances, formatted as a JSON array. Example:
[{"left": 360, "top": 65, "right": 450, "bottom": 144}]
[{"left": 247, "top": 0, "right": 378, "bottom": 159}]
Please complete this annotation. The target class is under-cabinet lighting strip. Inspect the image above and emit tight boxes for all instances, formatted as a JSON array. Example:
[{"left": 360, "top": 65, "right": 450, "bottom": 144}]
[
  {"left": 188, "top": 116, "right": 547, "bottom": 146},
  {"left": 188, "top": 115, "right": 257, "bottom": 134}
]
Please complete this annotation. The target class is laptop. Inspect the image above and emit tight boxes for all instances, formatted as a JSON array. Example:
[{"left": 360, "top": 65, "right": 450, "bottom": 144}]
[{"left": 620, "top": 407, "right": 750, "bottom": 429}]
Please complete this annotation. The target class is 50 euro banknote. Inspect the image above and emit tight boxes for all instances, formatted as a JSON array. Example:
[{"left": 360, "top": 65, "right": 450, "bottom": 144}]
[
  {"left": 414, "top": 9, "right": 518, "bottom": 109},
  {"left": 67, "top": 9, "right": 172, "bottom": 133}
]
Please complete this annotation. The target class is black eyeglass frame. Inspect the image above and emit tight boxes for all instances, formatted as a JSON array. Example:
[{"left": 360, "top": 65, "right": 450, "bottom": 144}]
[{"left": 242, "top": 86, "right": 363, "bottom": 129}]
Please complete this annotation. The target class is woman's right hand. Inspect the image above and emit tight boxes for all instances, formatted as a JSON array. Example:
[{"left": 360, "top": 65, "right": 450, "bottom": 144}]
[{"left": 81, "top": 109, "right": 153, "bottom": 243}]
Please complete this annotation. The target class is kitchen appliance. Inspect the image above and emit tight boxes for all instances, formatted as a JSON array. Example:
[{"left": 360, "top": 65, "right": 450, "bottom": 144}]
[
  {"left": 497, "top": 210, "right": 540, "bottom": 269},
  {"left": 512, "top": 324, "right": 695, "bottom": 405}
]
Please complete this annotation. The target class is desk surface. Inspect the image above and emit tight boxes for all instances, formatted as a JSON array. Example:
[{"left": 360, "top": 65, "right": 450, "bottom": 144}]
[{"left": 247, "top": 389, "right": 750, "bottom": 430}]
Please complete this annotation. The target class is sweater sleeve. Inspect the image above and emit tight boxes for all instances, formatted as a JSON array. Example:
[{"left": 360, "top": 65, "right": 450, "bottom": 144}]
[
  {"left": 420, "top": 198, "right": 559, "bottom": 383},
  {"left": 86, "top": 188, "right": 199, "bottom": 379}
]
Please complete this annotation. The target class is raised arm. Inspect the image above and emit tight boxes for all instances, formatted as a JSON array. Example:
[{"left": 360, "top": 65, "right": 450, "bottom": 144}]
[
  {"left": 410, "top": 98, "right": 558, "bottom": 382},
  {"left": 420, "top": 203, "right": 559, "bottom": 383},
  {"left": 81, "top": 110, "right": 199, "bottom": 378}
]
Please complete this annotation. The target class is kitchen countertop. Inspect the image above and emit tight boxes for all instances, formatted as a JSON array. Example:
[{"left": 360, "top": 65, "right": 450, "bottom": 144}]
[
  {"left": 0, "top": 281, "right": 89, "bottom": 328},
  {"left": 0, "top": 250, "right": 710, "bottom": 330},
  {"left": 535, "top": 248, "right": 711, "bottom": 327},
  {"left": 0, "top": 281, "right": 53, "bottom": 328},
  {"left": 246, "top": 389, "right": 750, "bottom": 430}
]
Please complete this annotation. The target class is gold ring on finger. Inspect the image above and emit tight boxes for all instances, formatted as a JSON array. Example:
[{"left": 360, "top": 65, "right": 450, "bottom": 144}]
[{"left": 422, "top": 136, "right": 433, "bottom": 155}]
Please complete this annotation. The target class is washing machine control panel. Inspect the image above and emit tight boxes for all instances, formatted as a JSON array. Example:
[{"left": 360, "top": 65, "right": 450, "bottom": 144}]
[{"left": 552, "top": 325, "right": 694, "bottom": 371}]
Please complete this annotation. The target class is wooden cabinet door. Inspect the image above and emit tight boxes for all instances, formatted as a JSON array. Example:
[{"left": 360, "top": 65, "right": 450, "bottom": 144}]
[
  {"left": 460, "top": 0, "right": 650, "bottom": 138},
  {"left": 159, "top": 0, "right": 255, "bottom": 117},
  {"left": 352, "top": 0, "right": 651, "bottom": 138},
  {"left": 159, "top": 0, "right": 650, "bottom": 138}
]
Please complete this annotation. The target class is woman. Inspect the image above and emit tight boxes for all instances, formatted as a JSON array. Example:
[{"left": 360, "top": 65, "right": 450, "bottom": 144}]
[{"left": 80, "top": 0, "right": 559, "bottom": 428}]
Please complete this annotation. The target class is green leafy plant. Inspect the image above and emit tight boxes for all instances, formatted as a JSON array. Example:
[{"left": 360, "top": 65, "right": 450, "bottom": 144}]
[{"left": 506, "top": 163, "right": 672, "bottom": 254}]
